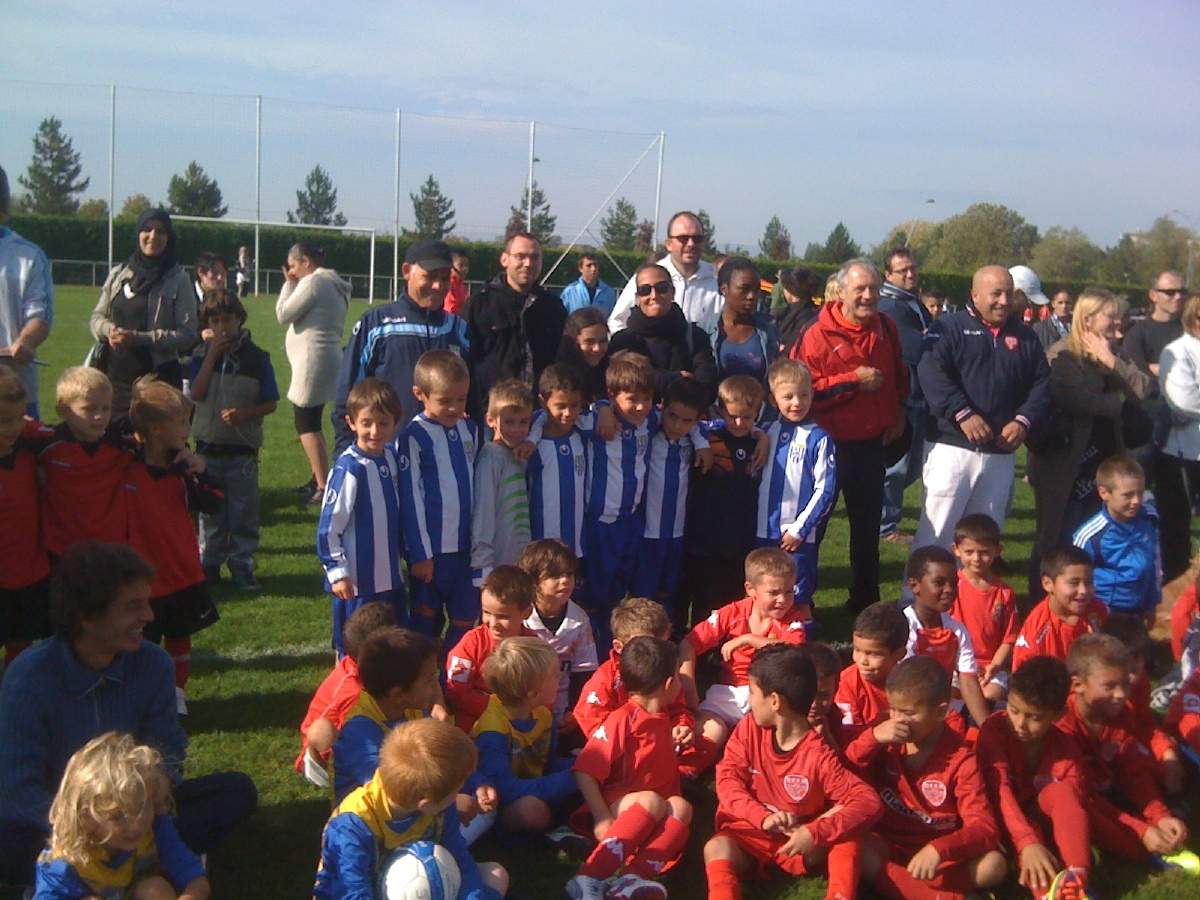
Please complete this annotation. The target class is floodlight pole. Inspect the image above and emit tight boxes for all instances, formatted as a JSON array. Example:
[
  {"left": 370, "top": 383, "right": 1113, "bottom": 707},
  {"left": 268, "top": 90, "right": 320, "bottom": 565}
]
[
  {"left": 526, "top": 121, "right": 536, "bottom": 231},
  {"left": 652, "top": 131, "right": 665, "bottom": 248},
  {"left": 393, "top": 107, "right": 401, "bottom": 298},
  {"left": 254, "top": 95, "right": 262, "bottom": 294},
  {"left": 107, "top": 85, "right": 115, "bottom": 271}
]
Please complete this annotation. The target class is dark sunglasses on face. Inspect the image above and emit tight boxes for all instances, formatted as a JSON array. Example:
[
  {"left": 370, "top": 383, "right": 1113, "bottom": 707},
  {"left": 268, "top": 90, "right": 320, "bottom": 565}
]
[
  {"left": 636, "top": 280, "right": 674, "bottom": 297},
  {"left": 668, "top": 234, "right": 705, "bottom": 245}
]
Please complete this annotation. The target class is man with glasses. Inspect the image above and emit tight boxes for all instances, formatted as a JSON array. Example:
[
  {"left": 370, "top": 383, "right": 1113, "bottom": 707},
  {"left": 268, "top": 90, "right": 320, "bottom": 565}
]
[
  {"left": 1126, "top": 271, "right": 1187, "bottom": 377},
  {"left": 607, "top": 210, "right": 722, "bottom": 338}
]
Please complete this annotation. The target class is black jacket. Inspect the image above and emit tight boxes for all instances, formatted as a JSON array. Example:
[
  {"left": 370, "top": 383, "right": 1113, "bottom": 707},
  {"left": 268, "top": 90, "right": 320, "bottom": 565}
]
[
  {"left": 773, "top": 300, "right": 819, "bottom": 355},
  {"left": 465, "top": 277, "right": 566, "bottom": 415},
  {"left": 877, "top": 282, "right": 932, "bottom": 406},
  {"left": 609, "top": 305, "right": 718, "bottom": 402},
  {"left": 918, "top": 304, "right": 1051, "bottom": 453}
]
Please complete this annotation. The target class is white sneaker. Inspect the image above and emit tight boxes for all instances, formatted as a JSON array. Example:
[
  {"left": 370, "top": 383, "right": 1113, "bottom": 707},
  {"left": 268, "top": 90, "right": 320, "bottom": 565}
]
[
  {"left": 606, "top": 874, "right": 666, "bottom": 899},
  {"left": 565, "top": 874, "right": 608, "bottom": 900},
  {"left": 175, "top": 687, "right": 188, "bottom": 716}
]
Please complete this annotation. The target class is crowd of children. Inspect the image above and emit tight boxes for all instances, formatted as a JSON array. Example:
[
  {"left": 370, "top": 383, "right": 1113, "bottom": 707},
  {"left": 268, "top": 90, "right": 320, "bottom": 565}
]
[{"left": 9, "top": 298, "right": 1200, "bottom": 900}]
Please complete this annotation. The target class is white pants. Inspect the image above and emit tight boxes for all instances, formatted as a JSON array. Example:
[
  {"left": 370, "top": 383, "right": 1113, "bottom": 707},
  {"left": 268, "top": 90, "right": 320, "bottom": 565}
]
[
  {"left": 699, "top": 684, "right": 751, "bottom": 727},
  {"left": 913, "top": 443, "right": 1015, "bottom": 550}
]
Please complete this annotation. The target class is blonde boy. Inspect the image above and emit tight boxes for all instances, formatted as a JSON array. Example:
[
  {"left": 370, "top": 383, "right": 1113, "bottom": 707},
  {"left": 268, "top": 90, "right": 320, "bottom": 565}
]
[{"left": 471, "top": 379, "right": 534, "bottom": 582}]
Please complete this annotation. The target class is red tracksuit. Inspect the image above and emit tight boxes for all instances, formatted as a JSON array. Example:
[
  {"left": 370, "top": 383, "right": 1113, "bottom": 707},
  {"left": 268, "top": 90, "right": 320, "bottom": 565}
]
[
  {"left": 712, "top": 718, "right": 882, "bottom": 899},
  {"left": 444, "top": 624, "right": 533, "bottom": 732},
  {"left": 976, "top": 711, "right": 1090, "bottom": 871},
  {"left": 685, "top": 598, "right": 807, "bottom": 687},
  {"left": 38, "top": 423, "right": 133, "bottom": 555},
  {"left": 1011, "top": 597, "right": 1108, "bottom": 672}
]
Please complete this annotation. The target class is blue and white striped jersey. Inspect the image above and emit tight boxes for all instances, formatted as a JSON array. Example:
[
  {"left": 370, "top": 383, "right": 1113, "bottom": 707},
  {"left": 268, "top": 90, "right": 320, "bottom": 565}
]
[
  {"left": 586, "top": 409, "right": 657, "bottom": 525},
  {"left": 643, "top": 431, "right": 696, "bottom": 540},
  {"left": 400, "top": 414, "right": 480, "bottom": 562},
  {"left": 526, "top": 429, "right": 589, "bottom": 556},
  {"left": 317, "top": 444, "right": 404, "bottom": 596},
  {"left": 756, "top": 417, "right": 838, "bottom": 542}
]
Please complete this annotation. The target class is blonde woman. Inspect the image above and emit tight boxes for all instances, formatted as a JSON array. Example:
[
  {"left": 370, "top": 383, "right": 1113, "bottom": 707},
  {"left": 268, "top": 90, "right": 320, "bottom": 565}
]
[
  {"left": 1157, "top": 294, "right": 1200, "bottom": 579},
  {"left": 1028, "top": 287, "right": 1154, "bottom": 591}
]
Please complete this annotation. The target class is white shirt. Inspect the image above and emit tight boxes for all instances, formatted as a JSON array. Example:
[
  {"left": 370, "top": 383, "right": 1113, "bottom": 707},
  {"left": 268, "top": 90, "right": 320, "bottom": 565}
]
[
  {"left": 608, "top": 255, "right": 723, "bottom": 339},
  {"left": 524, "top": 600, "right": 598, "bottom": 718}
]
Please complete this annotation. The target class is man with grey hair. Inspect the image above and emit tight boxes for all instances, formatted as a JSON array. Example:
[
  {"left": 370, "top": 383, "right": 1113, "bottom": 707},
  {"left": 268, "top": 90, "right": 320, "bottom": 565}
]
[
  {"left": 0, "top": 165, "right": 53, "bottom": 415},
  {"left": 912, "top": 264, "right": 1050, "bottom": 551},
  {"left": 799, "top": 258, "right": 908, "bottom": 612}
]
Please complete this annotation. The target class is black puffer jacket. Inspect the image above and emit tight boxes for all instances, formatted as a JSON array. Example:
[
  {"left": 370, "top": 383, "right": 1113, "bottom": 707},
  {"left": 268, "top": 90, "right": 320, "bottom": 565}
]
[{"left": 609, "top": 304, "right": 718, "bottom": 402}]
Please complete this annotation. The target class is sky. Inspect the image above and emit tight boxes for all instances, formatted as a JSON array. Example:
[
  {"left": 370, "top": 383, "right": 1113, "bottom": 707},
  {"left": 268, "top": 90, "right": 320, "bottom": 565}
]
[{"left": 4, "top": 0, "right": 1199, "bottom": 257}]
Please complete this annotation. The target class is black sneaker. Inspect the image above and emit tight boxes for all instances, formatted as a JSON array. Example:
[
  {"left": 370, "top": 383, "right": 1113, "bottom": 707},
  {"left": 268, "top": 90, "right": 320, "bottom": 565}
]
[
  {"left": 230, "top": 570, "right": 262, "bottom": 593},
  {"left": 291, "top": 478, "right": 317, "bottom": 495}
]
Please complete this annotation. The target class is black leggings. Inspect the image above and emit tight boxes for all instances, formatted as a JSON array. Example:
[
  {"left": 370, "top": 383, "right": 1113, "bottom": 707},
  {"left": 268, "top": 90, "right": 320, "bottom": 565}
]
[{"left": 293, "top": 403, "right": 325, "bottom": 435}]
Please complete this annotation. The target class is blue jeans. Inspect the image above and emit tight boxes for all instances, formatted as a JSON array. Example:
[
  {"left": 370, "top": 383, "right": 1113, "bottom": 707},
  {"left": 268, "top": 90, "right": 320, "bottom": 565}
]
[{"left": 880, "top": 409, "right": 925, "bottom": 537}]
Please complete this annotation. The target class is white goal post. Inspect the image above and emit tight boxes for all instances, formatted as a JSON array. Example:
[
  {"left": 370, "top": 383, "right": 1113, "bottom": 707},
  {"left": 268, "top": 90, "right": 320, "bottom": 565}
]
[{"left": 170, "top": 215, "right": 379, "bottom": 304}]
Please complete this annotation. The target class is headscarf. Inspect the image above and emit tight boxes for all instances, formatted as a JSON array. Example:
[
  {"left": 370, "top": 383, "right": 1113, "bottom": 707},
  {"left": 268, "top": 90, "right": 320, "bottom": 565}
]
[{"left": 125, "top": 208, "right": 177, "bottom": 294}]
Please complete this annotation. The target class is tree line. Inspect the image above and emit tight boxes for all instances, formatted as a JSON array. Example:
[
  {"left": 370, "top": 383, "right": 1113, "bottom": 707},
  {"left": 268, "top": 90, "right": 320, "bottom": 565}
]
[{"left": 11, "top": 116, "right": 1196, "bottom": 285}]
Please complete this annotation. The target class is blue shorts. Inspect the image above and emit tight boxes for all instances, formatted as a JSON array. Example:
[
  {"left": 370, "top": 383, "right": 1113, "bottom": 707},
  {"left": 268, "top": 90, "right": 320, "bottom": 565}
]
[
  {"left": 331, "top": 588, "right": 408, "bottom": 656},
  {"left": 410, "top": 550, "right": 478, "bottom": 628},
  {"left": 755, "top": 537, "right": 818, "bottom": 608},
  {"left": 631, "top": 536, "right": 685, "bottom": 601},
  {"left": 583, "top": 516, "right": 643, "bottom": 609}
]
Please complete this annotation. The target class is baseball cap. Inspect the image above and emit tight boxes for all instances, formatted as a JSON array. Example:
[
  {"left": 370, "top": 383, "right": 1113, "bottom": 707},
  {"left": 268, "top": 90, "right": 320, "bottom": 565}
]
[
  {"left": 404, "top": 239, "right": 453, "bottom": 271},
  {"left": 1009, "top": 265, "right": 1049, "bottom": 306}
]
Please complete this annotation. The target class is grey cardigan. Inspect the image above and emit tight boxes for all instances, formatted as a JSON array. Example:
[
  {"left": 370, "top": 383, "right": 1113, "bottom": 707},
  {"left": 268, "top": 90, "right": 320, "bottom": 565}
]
[{"left": 90, "top": 263, "right": 199, "bottom": 368}]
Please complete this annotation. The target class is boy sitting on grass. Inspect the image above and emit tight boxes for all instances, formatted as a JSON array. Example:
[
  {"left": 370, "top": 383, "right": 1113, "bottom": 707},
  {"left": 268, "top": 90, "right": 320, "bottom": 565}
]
[
  {"left": 795, "top": 642, "right": 846, "bottom": 754},
  {"left": 705, "top": 644, "right": 883, "bottom": 900},
  {"left": 976, "top": 656, "right": 1091, "bottom": 900},
  {"left": 569, "top": 637, "right": 693, "bottom": 900},
  {"left": 950, "top": 513, "right": 1018, "bottom": 703},
  {"left": 1012, "top": 547, "right": 1108, "bottom": 672},
  {"left": 833, "top": 601, "right": 907, "bottom": 735},
  {"left": 314, "top": 719, "right": 508, "bottom": 900}
]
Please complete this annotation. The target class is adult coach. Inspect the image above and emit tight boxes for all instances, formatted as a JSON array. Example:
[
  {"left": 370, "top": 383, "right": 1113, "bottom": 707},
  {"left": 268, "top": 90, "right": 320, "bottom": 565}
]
[
  {"left": 876, "top": 246, "right": 931, "bottom": 543},
  {"left": 607, "top": 210, "right": 722, "bottom": 338},
  {"left": 0, "top": 165, "right": 53, "bottom": 416},
  {"left": 799, "top": 258, "right": 907, "bottom": 613},
  {"left": 0, "top": 542, "right": 256, "bottom": 885},
  {"left": 332, "top": 239, "right": 468, "bottom": 454},
  {"left": 914, "top": 264, "right": 1050, "bottom": 549},
  {"left": 464, "top": 232, "right": 565, "bottom": 415}
]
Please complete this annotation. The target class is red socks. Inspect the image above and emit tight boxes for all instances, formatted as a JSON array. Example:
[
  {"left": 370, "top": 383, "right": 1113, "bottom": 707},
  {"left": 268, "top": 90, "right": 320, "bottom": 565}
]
[
  {"left": 824, "top": 839, "right": 861, "bottom": 900},
  {"left": 578, "top": 803, "right": 657, "bottom": 879},
  {"left": 164, "top": 637, "right": 191, "bottom": 690},
  {"left": 626, "top": 814, "right": 688, "bottom": 878},
  {"left": 705, "top": 858, "right": 740, "bottom": 900}
]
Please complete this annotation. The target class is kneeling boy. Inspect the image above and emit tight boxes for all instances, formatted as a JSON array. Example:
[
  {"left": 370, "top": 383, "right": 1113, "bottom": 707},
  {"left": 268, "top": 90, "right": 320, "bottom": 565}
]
[{"left": 705, "top": 644, "right": 882, "bottom": 900}]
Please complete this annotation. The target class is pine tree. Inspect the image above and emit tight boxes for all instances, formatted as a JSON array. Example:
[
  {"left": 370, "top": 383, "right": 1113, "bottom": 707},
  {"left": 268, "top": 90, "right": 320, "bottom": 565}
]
[
  {"left": 759, "top": 216, "right": 793, "bottom": 260},
  {"left": 822, "top": 222, "right": 862, "bottom": 263},
  {"left": 167, "top": 162, "right": 227, "bottom": 218},
  {"left": 696, "top": 208, "right": 716, "bottom": 248},
  {"left": 634, "top": 220, "right": 656, "bottom": 254},
  {"left": 600, "top": 197, "right": 638, "bottom": 251},
  {"left": 18, "top": 116, "right": 90, "bottom": 214},
  {"left": 288, "top": 165, "right": 347, "bottom": 226},
  {"left": 507, "top": 181, "right": 557, "bottom": 245},
  {"left": 407, "top": 174, "right": 455, "bottom": 238}
]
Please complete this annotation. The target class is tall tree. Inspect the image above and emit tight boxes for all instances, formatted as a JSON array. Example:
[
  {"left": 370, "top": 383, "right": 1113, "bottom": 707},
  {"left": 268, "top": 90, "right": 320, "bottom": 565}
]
[
  {"left": 1138, "top": 215, "right": 1196, "bottom": 281},
  {"left": 118, "top": 193, "right": 154, "bottom": 220},
  {"left": 167, "top": 161, "right": 227, "bottom": 218},
  {"left": 822, "top": 223, "right": 862, "bottom": 263},
  {"left": 407, "top": 174, "right": 455, "bottom": 238},
  {"left": 759, "top": 216, "right": 793, "bottom": 260},
  {"left": 634, "top": 219, "right": 656, "bottom": 254},
  {"left": 1098, "top": 234, "right": 1146, "bottom": 285},
  {"left": 507, "top": 180, "right": 557, "bottom": 245},
  {"left": 925, "top": 202, "right": 1037, "bottom": 272},
  {"left": 802, "top": 242, "right": 826, "bottom": 263},
  {"left": 77, "top": 198, "right": 108, "bottom": 219},
  {"left": 600, "top": 197, "right": 638, "bottom": 251},
  {"left": 871, "top": 220, "right": 942, "bottom": 267},
  {"left": 18, "top": 116, "right": 90, "bottom": 214},
  {"left": 696, "top": 208, "right": 716, "bottom": 248},
  {"left": 288, "top": 164, "right": 347, "bottom": 226},
  {"left": 1029, "top": 226, "right": 1105, "bottom": 281}
]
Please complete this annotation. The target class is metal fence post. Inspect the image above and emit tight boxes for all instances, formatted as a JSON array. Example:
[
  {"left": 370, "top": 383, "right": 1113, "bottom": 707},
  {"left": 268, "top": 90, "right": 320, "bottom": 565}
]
[
  {"left": 107, "top": 85, "right": 115, "bottom": 271},
  {"left": 254, "top": 95, "right": 262, "bottom": 294},
  {"left": 652, "top": 131, "right": 665, "bottom": 249},
  {"left": 526, "top": 121, "right": 536, "bottom": 231},
  {"left": 393, "top": 107, "right": 401, "bottom": 298}
]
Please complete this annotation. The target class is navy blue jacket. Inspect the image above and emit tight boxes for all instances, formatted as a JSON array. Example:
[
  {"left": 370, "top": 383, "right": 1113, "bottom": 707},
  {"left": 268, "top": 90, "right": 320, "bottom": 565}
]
[
  {"left": 918, "top": 305, "right": 1050, "bottom": 453},
  {"left": 878, "top": 282, "right": 932, "bottom": 407},
  {"left": 331, "top": 293, "right": 469, "bottom": 453}
]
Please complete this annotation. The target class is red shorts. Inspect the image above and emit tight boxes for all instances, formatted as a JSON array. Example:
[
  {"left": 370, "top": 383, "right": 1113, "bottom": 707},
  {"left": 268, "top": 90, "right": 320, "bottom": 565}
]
[{"left": 714, "top": 821, "right": 811, "bottom": 877}]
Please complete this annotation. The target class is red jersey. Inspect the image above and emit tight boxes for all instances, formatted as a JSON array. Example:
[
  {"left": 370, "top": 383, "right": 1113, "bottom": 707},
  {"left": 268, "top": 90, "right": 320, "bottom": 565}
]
[
  {"left": 834, "top": 663, "right": 888, "bottom": 730},
  {"left": 445, "top": 625, "right": 532, "bottom": 732},
  {"left": 847, "top": 725, "right": 997, "bottom": 861},
  {"left": 1056, "top": 694, "right": 1170, "bottom": 825},
  {"left": 976, "top": 711, "right": 1085, "bottom": 852},
  {"left": 903, "top": 606, "right": 977, "bottom": 677},
  {"left": 1165, "top": 670, "right": 1200, "bottom": 753},
  {"left": 1120, "top": 673, "right": 1175, "bottom": 762},
  {"left": 685, "top": 598, "right": 807, "bottom": 686},
  {"left": 293, "top": 655, "right": 362, "bottom": 772},
  {"left": 951, "top": 572, "right": 1018, "bottom": 668},
  {"left": 1170, "top": 582, "right": 1198, "bottom": 662},
  {"left": 1012, "top": 597, "right": 1108, "bottom": 672},
  {"left": 0, "top": 426, "right": 51, "bottom": 589},
  {"left": 573, "top": 650, "right": 692, "bottom": 739},
  {"left": 715, "top": 717, "right": 881, "bottom": 846},
  {"left": 38, "top": 424, "right": 133, "bottom": 555},
  {"left": 122, "top": 461, "right": 217, "bottom": 597},
  {"left": 573, "top": 700, "right": 681, "bottom": 805}
]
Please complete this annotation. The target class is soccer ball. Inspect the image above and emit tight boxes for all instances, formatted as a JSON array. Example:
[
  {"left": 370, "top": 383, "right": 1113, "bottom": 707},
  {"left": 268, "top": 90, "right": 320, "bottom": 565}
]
[{"left": 380, "top": 841, "right": 461, "bottom": 900}]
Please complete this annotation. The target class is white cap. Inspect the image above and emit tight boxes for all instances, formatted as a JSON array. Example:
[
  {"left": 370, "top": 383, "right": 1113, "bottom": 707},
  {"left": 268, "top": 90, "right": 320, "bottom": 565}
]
[{"left": 1009, "top": 265, "right": 1049, "bottom": 306}]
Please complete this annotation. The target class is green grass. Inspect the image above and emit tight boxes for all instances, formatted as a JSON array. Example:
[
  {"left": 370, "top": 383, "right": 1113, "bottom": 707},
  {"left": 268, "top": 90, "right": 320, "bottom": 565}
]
[{"left": 22, "top": 286, "right": 1197, "bottom": 898}]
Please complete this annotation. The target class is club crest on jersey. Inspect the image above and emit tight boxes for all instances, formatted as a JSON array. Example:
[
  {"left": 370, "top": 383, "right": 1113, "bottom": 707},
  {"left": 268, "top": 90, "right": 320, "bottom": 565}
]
[
  {"left": 783, "top": 774, "right": 810, "bottom": 802},
  {"left": 1004, "top": 335, "right": 1019, "bottom": 350},
  {"left": 735, "top": 448, "right": 747, "bottom": 460},
  {"left": 324, "top": 487, "right": 338, "bottom": 506},
  {"left": 448, "top": 430, "right": 459, "bottom": 441},
  {"left": 559, "top": 444, "right": 571, "bottom": 456},
  {"left": 920, "top": 778, "right": 947, "bottom": 807},
  {"left": 991, "top": 601, "right": 1005, "bottom": 622},
  {"left": 398, "top": 455, "right": 410, "bottom": 471},
  {"left": 379, "top": 467, "right": 389, "bottom": 478}
]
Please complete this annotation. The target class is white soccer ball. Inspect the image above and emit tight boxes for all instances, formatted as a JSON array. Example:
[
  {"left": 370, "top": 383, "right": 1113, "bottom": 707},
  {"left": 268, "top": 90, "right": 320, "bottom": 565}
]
[{"left": 380, "top": 841, "right": 461, "bottom": 900}]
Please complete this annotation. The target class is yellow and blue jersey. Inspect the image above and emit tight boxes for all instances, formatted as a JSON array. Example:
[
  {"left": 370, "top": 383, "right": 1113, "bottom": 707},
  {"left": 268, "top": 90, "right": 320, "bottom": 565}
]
[
  {"left": 35, "top": 814, "right": 204, "bottom": 899},
  {"left": 314, "top": 771, "right": 496, "bottom": 900},
  {"left": 331, "top": 691, "right": 426, "bottom": 805},
  {"left": 469, "top": 695, "right": 576, "bottom": 806}
]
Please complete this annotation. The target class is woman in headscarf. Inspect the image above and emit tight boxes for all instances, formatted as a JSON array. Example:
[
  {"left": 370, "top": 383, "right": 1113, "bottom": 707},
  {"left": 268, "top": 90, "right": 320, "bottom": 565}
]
[{"left": 89, "top": 209, "right": 197, "bottom": 416}]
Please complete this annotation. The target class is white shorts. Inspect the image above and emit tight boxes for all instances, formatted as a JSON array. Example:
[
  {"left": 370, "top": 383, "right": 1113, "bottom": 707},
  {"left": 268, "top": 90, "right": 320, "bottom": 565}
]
[
  {"left": 983, "top": 668, "right": 1010, "bottom": 695},
  {"left": 699, "top": 683, "right": 750, "bottom": 727}
]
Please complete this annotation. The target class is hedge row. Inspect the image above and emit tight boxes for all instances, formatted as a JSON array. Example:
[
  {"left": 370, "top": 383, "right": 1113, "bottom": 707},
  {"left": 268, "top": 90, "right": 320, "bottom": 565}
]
[{"left": 9, "top": 214, "right": 1141, "bottom": 306}]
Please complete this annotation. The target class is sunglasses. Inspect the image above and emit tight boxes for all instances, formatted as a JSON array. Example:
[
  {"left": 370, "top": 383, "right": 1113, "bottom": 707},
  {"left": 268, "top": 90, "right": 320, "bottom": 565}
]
[
  {"left": 668, "top": 234, "right": 705, "bottom": 245},
  {"left": 1154, "top": 288, "right": 1186, "bottom": 296},
  {"left": 636, "top": 280, "right": 674, "bottom": 297}
]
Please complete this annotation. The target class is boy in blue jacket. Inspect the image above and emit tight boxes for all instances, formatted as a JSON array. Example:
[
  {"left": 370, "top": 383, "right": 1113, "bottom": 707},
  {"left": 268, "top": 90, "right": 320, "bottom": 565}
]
[{"left": 1073, "top": 455, "right": 1161, "bottom": 625}]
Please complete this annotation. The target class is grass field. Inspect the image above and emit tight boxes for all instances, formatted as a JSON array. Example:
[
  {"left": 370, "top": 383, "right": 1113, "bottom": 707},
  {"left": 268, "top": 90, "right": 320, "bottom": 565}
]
[{"left": 19, "top": 285, "right": 1197, "bottom": 899}]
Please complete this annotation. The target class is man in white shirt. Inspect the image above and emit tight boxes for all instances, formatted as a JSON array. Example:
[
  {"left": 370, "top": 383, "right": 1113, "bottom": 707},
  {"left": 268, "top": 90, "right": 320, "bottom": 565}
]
[
  {"left": 0, "top": 166, "right": 53, "bottom": 416},
  {"left": 608, "top": 210, "right": 722, "bottom": 338}
]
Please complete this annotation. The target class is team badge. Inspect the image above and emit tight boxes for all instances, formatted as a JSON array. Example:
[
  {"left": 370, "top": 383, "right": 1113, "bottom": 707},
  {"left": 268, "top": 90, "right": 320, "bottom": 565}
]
[
  {"left": 1005, "top": 335, "right": 1019, "bottom": 350},
  {"left": 1183, "top": 693, "right": 1200, "bottom": 713},
  {"left": 379, "top": 467, "right": 389, "bottom": 478},
  {"left": 559, "top": 444, "right": 571, "bottom": 456},
  {"left": 734, "top": 448, "right": 747, "bottom": 460},
  {"left": 920, "top": 778, "right": 947, "bottom": 807},
  {"left": 448, "top": 430, "right": 459, "bottom": 442},
  {"left": 783, "top": 774, "right": 810, "bottom": 801},
  {"left": 398, "top": 455, "right": 410, "bottom": 471},
  {"left": 324, "top": 487, "right": 337, "bottom": 506}
]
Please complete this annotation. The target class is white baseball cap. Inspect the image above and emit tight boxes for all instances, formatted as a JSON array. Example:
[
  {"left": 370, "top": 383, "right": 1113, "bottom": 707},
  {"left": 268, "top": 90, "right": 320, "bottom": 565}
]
[{"left": 1009, "top": 265, "right": 1049, "bottom": 306}]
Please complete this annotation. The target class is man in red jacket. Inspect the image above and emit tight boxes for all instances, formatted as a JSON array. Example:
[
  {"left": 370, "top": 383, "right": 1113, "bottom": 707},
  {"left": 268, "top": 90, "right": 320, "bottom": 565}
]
[{"left": 797, "top": 259, "right": 908, "bottom": 613}]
